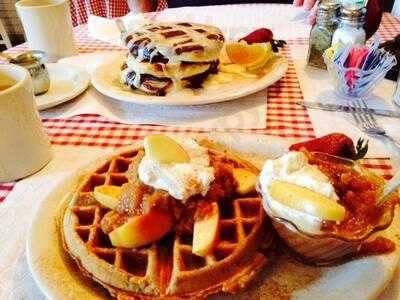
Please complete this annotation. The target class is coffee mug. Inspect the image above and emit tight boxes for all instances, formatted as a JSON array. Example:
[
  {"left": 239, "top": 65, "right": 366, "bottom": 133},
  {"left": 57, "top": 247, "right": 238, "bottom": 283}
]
[
  {"left": 15, "top": 0, "right": 78, "bottom": 62},
  {"left": 0, "top": 64, "right": 52, "bottom": 182}
]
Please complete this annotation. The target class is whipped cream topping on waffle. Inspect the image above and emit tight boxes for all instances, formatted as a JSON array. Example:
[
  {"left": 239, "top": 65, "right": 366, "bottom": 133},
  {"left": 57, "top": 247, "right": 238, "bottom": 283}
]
[
  {"left": 258, "top": 151, "right": 338, "bottom": 234},
  {"left": 138, "top": 136, "right": 215, "bottom": 201}
]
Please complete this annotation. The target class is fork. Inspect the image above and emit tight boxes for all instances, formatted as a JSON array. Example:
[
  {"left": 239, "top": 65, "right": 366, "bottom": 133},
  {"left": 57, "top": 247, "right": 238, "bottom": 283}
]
[{"left": 348, "top": 98, "right": 400, "bottom": 148}]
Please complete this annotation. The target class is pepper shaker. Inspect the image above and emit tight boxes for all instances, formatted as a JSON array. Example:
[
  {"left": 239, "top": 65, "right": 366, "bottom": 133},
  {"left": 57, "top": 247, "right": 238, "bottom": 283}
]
[{"left": 307, "top": 0, "right": 340, "bottom": 69}]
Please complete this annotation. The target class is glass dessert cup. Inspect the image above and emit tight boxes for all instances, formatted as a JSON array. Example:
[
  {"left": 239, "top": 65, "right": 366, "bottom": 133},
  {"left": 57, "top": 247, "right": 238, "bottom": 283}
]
[{"left": 260, "top": 152, "right": 396, "bottom": 266}]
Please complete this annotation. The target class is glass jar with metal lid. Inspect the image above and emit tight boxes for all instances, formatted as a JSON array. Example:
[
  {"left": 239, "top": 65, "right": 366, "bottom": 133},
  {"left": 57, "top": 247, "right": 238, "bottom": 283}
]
[
  {"left": 307, "top": 0, "right": 340, "bottom": 69},
  {"left": 9, "top": 51, "right": 50, "bottom": 95},
  {"left": 332, "top": 6, "right": 366, "bottom": 48}
]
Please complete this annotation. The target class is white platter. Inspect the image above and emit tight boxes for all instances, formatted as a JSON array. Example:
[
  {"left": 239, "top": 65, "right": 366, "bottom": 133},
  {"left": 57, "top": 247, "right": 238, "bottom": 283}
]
[
  {"left": 91, "top": 55, "right": 288, "bottom": 106},
  {"left": 26, "top": 133, "right": 400, "bottom": 299},
  {"left": 36, "top": 63, "right": 90, "bottom": 110}
]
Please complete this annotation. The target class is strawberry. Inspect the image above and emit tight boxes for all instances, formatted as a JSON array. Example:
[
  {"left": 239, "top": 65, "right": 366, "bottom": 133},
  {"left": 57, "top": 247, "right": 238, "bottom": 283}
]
[
  {"left": 239, "top": 28, "right": 274, "bottom": 44},
  {"left": 289, "top": 133, "right": 368, "bottom": 160},
  {"left": 239, "top": 28, "right": 286, "bottom": 53}
]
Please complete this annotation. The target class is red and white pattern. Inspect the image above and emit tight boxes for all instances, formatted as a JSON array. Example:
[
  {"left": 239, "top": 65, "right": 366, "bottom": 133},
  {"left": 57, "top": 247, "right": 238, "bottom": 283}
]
[
  {"left": 69, "top": 0, "right": 130, "bottom": 26},
  {"left": 69, "top": 0, "right": 168, "bottom": 26},
  {"left": 361, "top": 158, "right": 394, "bottom": 181},
  {"left": 0, "top": 12, "right": 398, "bottom": 203}
]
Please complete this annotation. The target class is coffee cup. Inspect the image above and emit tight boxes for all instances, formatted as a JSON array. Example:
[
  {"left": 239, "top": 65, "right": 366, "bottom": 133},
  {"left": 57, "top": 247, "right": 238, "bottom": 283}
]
[
  {"left": 0, "top": 64, "right": 52, "bottom": 182},
  {"left": 15, "top": 0, "right": 78, "bottom": 62}
]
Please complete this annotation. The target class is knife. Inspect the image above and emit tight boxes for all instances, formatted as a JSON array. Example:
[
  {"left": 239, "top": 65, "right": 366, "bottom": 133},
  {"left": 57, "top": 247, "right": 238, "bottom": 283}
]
[{"left": 297, "top": 101, "right": 400, "bottom": 118}]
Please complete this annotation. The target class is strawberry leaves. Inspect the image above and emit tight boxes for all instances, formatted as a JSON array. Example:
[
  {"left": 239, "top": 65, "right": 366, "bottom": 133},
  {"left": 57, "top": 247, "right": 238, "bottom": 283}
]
[{"left": 354, "top": 138, "right": 369, "bottom": 160}]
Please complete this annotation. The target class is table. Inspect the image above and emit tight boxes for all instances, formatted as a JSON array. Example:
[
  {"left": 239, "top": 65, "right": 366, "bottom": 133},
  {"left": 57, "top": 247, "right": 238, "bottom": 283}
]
[{"left": 1, "top": 4, "right": 400, "bottom": 299}]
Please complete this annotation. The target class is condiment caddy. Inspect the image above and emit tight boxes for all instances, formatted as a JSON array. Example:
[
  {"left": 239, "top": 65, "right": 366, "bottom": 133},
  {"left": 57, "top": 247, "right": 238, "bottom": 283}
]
[{"left": 323, "top": 41, "right": 396, "bottom": 98}]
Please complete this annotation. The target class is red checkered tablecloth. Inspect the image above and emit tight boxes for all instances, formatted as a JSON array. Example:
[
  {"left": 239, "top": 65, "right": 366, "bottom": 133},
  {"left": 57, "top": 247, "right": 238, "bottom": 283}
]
[
  {"left": 0, "top": 12, "right": 398, "bottom": 203},
  {"left": 69, "top": 0, "right": 168, "bottom": 26}
]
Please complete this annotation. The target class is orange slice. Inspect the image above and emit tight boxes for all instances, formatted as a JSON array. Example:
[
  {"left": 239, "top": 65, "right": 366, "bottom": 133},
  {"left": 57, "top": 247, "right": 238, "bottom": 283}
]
[{"left": 225, "top": 42, "right": 272, "bottom": 70}]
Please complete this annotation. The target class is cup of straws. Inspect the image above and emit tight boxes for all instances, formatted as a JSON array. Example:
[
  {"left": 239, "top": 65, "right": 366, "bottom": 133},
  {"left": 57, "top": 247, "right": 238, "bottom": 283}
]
[{"left": 324, "top": 41, "right": 397, "bottom": 99}]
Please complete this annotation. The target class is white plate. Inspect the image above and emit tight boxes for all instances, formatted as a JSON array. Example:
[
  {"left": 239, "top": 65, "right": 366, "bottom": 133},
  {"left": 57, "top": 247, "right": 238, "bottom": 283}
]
[
  {"left": 91, "top": 55, "right": 288, "bottom": 106},
  {"left": 36, "top": 63, "right": 90, "bottom": 110},
  {"left": 26, "top": 133, "right": 400, "bottom": 300}
]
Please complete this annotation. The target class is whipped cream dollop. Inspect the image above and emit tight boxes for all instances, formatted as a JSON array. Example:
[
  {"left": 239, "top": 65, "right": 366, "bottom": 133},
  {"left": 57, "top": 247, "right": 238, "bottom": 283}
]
[
  {"left": 138, "top": 136, "right": 215, "bottom": 202},
  {"left": 258, "top": 151, "right": 338, "bottom": 234}
]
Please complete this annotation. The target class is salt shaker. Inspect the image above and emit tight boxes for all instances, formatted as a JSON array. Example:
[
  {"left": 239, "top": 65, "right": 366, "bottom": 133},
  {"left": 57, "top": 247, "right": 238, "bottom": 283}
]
[
  {"left": 307, "top": 0, "right": 340, "bottom": 69},
  {"left": 332, "top": 6, "right": 366, "bottom": 48}
]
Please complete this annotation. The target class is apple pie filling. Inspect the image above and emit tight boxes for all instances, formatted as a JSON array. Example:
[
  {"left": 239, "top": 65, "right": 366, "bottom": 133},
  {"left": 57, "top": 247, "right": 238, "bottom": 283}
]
[{"left": 83, "top": 135, "right": 258, "bottom": 257}]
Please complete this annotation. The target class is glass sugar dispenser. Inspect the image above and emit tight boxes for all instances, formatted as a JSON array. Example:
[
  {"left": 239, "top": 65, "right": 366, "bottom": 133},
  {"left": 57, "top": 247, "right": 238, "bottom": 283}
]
[
  {"left": 332, "top": 6, "right": 366, "bottom": 48},
  {"left": 307, "top": 0, "right": 340, "bottom": 69}
]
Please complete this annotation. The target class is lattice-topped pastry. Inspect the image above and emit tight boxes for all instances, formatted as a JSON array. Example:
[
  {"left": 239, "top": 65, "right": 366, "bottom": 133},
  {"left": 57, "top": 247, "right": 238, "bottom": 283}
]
[
  {"left": 120, "top": 22, "right": 224, "bottom": 96},
  {"left": 62, "top": 137, "right": 275, "bottom": 299},
  {"left": 125, "top": 22, "right": 224, "bottom": 63}
]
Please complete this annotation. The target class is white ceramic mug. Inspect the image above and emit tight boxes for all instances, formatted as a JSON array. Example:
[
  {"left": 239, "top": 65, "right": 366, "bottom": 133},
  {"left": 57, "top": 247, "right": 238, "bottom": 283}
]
[
  {"left": 15, "top": 0, "right": 78, "bottom": 62},
  {"left": 0, "top": 64, "right": 52, "bottom": 182}
]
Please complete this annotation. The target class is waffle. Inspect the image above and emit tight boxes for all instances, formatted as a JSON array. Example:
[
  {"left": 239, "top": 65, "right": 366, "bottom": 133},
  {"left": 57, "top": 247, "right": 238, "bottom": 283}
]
[{"left": 62, "top": 142, "right": 274, "bottom": 299}]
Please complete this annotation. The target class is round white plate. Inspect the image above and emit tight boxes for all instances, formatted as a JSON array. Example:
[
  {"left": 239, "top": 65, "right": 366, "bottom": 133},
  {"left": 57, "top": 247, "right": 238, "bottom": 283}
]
[
  {"left": 91, "top": 55, "right": 288, "bottom": 106},
  {"left": 36, "top": 63, "right": 90, "bottom": 110},
  {"left": 26, "top": 133, "right": 400, "bottom": 300}
]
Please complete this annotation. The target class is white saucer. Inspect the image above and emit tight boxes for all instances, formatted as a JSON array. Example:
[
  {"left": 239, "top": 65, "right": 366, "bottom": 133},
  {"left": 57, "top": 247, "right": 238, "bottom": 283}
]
[{"left": 36, "top": 63, "right": 90, "bottom": 110}]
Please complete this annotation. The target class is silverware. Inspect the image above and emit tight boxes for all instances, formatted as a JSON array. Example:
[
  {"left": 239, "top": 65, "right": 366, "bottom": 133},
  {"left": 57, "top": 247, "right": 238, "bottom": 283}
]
[
  {"left": 348, "top": 98, "right": 400, "bottom": 149},
  {"left": 378, "top": 169, "right": 400, "bottom": 205},
  {"left": 297, "top": 101, "right": 400, "bottom": 118},
  {"left": 115, "top": 18, "right": 127, "bottom": 37}
]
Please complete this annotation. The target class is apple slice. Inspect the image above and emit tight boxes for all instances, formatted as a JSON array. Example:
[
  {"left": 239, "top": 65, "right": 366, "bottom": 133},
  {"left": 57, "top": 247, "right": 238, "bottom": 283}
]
[
  {"left": 233, "top": 168, "right": 257, "bottom": 195},
  {"left": 109, "top": 209, "right": 173, "bottom": 248},
  {"left": 144, "top": 134, "right": 190, "bottom": 164},
  {"left": 192, "top": 202, "right": 220, "bottom": 257},
  {"left": 94, "top": 185, "right": 122, "bottom": 210},
  {"left": 268, "top": 181, "right": 346, "bottom": 222}
]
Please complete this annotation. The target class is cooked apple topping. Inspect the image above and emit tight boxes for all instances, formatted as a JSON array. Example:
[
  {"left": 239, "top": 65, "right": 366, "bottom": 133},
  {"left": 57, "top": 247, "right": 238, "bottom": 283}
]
[
  {"left": 269, "top": 181, "right": 345, "bottom": 222},
  {"left": 232, "top": 168, "right": 257, "bottom": 195},
  {"left": 192, "top": 202, "right": 220, "bottom": 257},
  {"left": 144, "top": 134, "right": 190, "bottom": 164},
  {"left": 109, "top": 208, "right": 173, "bottom": 248},
  {"left": 89, "top": 136, "right": 259, "bottom": 250},
  {"left": 94, "top": 185, "right": 123, "bottom": 210}
]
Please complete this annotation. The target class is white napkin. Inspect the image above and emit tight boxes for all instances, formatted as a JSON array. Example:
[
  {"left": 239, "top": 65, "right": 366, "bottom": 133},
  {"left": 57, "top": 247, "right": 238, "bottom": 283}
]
[
  {"left": 44, "top": 53, "right": 267, "bottom": 129},
  {"left": 87, "top": 5, "right": 311, "bottom": 45},
  {"left": 87, "top": 13, "right": 151, "bottom": 46}
]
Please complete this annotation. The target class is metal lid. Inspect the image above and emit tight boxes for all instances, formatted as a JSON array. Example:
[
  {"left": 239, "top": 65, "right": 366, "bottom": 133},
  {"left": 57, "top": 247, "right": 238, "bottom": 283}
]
[
  {"left": 339, "top": 6, "right": 366, "bottom": 23},
  {"left": 318, "top": 0, "right": 340, "bottom": 12},
  {"left": 317, "top": 0, "right": 340, "bottom": 21},
  {"left": 10, "top": 50, "right": 47, "bottom": 65}
]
